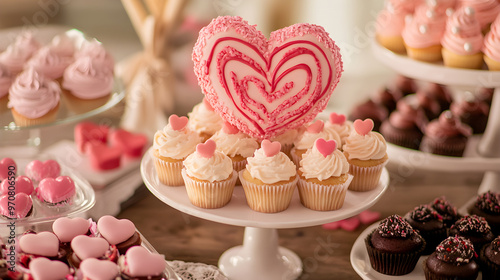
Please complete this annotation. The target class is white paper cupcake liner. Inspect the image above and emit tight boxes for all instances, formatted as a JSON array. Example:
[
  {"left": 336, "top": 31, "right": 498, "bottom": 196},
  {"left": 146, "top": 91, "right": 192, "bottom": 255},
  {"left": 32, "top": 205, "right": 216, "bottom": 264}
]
[
  {"left": 297, "top": 174, "right": 353, "bottom": 211},
  {"left": 239, "top": 171, "right": 298, "bottom": 213},
  {"left": 182, "top": 170, "right": 237, "bottom": 209},
  {"left": 152, "top": 153, "right": 184, "bottom": 186},
  {"left": 348, "top": 161, "right": 387, "bottom": 192}
]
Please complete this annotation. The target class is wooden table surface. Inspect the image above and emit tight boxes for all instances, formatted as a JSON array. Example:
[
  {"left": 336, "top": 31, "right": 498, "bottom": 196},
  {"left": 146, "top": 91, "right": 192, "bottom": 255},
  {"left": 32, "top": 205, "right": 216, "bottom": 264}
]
[{"left": 117, "top": 168, "right": 482, "bottom": 280}]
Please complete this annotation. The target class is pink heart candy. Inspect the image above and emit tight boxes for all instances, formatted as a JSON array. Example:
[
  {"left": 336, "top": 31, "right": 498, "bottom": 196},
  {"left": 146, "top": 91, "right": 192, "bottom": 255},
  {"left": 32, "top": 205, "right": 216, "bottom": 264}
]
[
  {"left": 19, "top": 231, "right": 59, "bottom": 257},
  {"left": 222, "top": 121, "right": 239, "bottom": 134},
  {"left": 322, "top": 221, "right": 340, "bottom": 230},
  {"left": 71, "top": 235, "right": 110, "bottom": 260},
  {"left": 261, "top": 140, "right": 281, "bottom": 157},
  {"left": 193, "top": 16, "right": 343, "bottom": 139},
  {"left": 359, "top": 210, "right": 381, "bottom": 225},
  {"left": 0, "top": 175, "right": 34, "bottom": 196},
  {"left": 306, "top": 120, "right": 324, "bottom": 134},
  {"left": 85, "top": 141, "right": 121, "bottom": 171},
  {"left": 329, "top": 113, "right": 346, "bottom": 125},
  {"left": 0, "top": 193, "right": 32, "bottom": 219},
  {"left": 52, "top": 217, "right": 91, "bottom": 243},
  {"left": 196, "top": 139, "right": 216, "bottom": 158},
  {"left": 353, "top": 119, "right": 374, "bottom": 136},
  {"left": 24, "top": 159, "right": 61, "bottom": 183},
  {"left": 315, "top": 138, "right": 337, "bottom": 157},
  {"left": 109, "top": 129, "right": 148, "bottom": 159},
  {"left": 0, "top": 158, "right": 16, "bottom": 181},
  {"left": 125, "top": 246, "right": 166, "bottom": 277},
  {"left": 74, "top": 121, "right": 109, "bottom": 154},
  {"left": 36, "top": 176, "right": 76, "bottom": 204},
  {"left": 339, "top": 217, "right": 361, "bottom": 231},
  {"left": 80, "top": 258, "right": 119, "bottom": 280},
  {"left": 97, "top": 215, "right": 136, "bottom": 245},
  {"left": 203, "top": 97, "right": 214, "bottom": 111},
  {"left": 169, "top": 114, "right": 189, "bottom": 131},
  {"left": 29, "top": 258, "right": 70, "bottom": 280}
]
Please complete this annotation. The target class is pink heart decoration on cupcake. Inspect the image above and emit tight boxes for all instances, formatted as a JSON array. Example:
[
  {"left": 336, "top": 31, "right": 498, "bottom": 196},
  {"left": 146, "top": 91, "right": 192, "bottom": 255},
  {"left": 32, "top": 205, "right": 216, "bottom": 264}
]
[
  {"left": 52, "top": 217, "right": 91, "bottom": 243},
  {"left": 74, "top": 121, "right": 109, "bottom": 154},
  {"left": 124, "top": 246, "right": 166, "bottom": 277},
  {"left": 80, "top": 258, "right": 119, "bottom": 280},
  {"left": 71, "top": 235, "right": 110, "bottom": 260},
  {"left": 203, "top": 97, "right": 214, "bottom": 111},
  {"left": 37, "top": 176, "right": 76, "bottom": 204},
  {"left": 0, "top": 158, "right": 16, "bottom": 181},
  {"left": 222, "top": 121, "right": 239, "bottom": 134},
  {"left": 29, "top": 258, "right": 70, "bottom": 280},
  {"left": 306, "top": 120, "right": 324, "bottom": 133},
  {"left": 193, "top": 16, "right": 343, "bottom": 139},
  {"left": 315, "top": 138, "right": 337, "bottom": 157},
  {"left": 329, "top": 113, "right": 346, "bottom": 125},
  {"left": 0, "top": 175, "right": 34, "bottom": 195},
  {"left": 85, "top": 141, "right": 121, "bottom": 171},
  {"left": 353, "top": 119, "right": 374, "bottom": 136},
  {"left": 109, "top": 129, "right": 148, "bottom": 159},
  {"left": 196, "top": 140, "right": 216, "bottom": 158},
  {"left": 0, "top": 193, "right": 32, "bottom": 219},
  {"left": 97, "top": 215, "right": 136, "bottom": 245},
  {"left": 169, "top": 114, "right": 188, "bottom": 131},
  {"left": 19, "top": 231, "right": 59, "bottom": 257},
  {"left": 261, "top": 140, "right": 281, "bottom": 157},
  {"left": 24, "top": 159, "right": 61, "bottom": 183}
]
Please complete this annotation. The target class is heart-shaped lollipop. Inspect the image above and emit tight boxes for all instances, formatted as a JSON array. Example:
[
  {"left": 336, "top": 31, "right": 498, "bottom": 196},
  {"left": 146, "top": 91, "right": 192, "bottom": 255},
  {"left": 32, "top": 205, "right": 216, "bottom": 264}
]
[
  {"left": 80, "top": 258, "right": 119, "bottom": 280},
  {"left": 193, "top": 16, "right": 343, "bottom": 139},
  {"left": 169, "top": 114, "right": 189, "bottom": 131},
  {"left": 353, "top": 119, "right": 374, "bottom": 136},
  {"left": 315, "top": 138, "right": 337, "bottom": 157},
  {"left": 329, "top": 113, "right": 346, "bottom": 125},
  {"left": 97, "top": 215, "right": 136, "bottom": 245},
  {"left": 196, "top": 139, "right": 216, "bottom": 158},
  {"left": 29, "top": 258, "right": 70, "bottom": 280},
  {"left": 124, "top": 246, "right": 166, "bottom": 277},
  {"left": 261, "top": 140, "right": 281, "bottom": 157},
  {"left": 52, "top": 217, "right": 91, "bottom": 243},
  {"left": 71, "top": 235, "right": 110, "bottom": 260},
  {"left": 24, "top": 159, "right": 61, "bottom": 183}
]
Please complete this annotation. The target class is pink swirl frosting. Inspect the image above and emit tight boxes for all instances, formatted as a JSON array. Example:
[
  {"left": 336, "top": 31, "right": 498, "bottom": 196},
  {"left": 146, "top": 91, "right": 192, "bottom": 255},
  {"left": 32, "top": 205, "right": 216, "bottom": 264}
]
[
  {"left": 425, "top": 111, "right": 472, "bottom": 138},
  {"left": 26, "top": 47, "right": 72, "bottom": 80},
  {"left": 0, "top": 63, "right": 12, "bottom": 98},
  {"left": 483, "top": 15, "right": 500, "bottom": 61},
  {"left": 402, "top": 3, "right": 447, "bottom": 48},
  {"left": 50, "top": 33, "right": 77, "bottom": 58},
  {"left": 0, "top": 32, "right": 41, "bottom": 74},
  {"left": 62, "top": 57, "right": 114, "bottom": 99},
  {"left": 459, "top": 0, "right": 500, "bottom": 30},
  {"left": 441, "top": 7, "right": 484, "bottom": 55},
  {"left": 8, "top": 68, "right": 60, "bottom": 118},
  {"left": 76, "top": 39, "right": 114, "bottom": 72}
]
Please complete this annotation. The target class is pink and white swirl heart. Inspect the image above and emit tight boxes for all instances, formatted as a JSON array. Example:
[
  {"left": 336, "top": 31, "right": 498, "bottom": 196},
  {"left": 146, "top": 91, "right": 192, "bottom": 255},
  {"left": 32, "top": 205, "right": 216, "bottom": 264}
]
[{"left": 193, "top": 16, "right": 343, "bottom": 139}]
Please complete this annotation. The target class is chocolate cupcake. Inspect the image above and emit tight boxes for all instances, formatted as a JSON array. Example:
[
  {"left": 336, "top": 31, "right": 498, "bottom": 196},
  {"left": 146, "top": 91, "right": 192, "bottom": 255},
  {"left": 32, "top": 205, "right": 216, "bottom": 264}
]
[
  {"left": 404, "top": 205, "right": 447, "bottom": 255},
  {"left": 348, "top": 99, "right": 388, "bottom": 132},
  {"left": 429, "top": 196, "right": 461, "bottom": 228},
  {"left": 420, "top": 110, "right": 472, "bottom": 157},
  {"left": 468, "top": 191, "right": 500, "bottom": 235},
  {"left": 365, "top": 214, "right": 425, "bottom": 275},
  {"left": 392, "top": 75, "right": 418, "bottom": 97},
  {"left": 423, "top": 83, "right": 453, "bottom": 111},
  {"left": 372, "top": 86, "right": 403, "bottom": 113},
  {"left": 480, "top": 236, "right": 500, "bottom": 279},
  {"left": 423, "top": 236, "right": 479, "bottom": 280},
  {"left": 477, "top": 87, "right": 494, "bottom": 107},
  {"left": 416, "top": 91, "right": 441, "bottom": 121},
  {"left": 450, "top": 95, "right": 489, "bottom": 134},
  {"left": 448, "top": 214, "right": 495, "bottom": 253}
]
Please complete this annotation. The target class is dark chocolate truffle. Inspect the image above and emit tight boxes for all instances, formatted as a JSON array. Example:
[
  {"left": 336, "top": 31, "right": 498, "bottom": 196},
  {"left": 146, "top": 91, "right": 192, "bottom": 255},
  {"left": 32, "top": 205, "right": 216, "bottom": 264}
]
[
  {"left": 449, "top": 214, "right": 495, "bottom": 253},
  {"left": 468, "top": 191, "right": 500, "bottom": 235},
  {"left": 404, "top": 205, "right": 446, "bottom": 255}
]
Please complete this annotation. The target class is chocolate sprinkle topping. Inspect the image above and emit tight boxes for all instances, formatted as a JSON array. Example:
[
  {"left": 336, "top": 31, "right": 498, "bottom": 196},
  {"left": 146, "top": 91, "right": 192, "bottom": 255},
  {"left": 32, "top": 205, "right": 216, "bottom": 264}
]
[
  {"left": 474, "top": 191, "right": 500, "bottom": 214},
  {"left": 491, "top": 236, "right": 500, "bottom": 253},
  {"left": 436, "top": 236, "right": 475, "bottom": 265},
  {"left": 451, "top": 215, "right": 491, "bottom": 235},
  {"left": 377, "top": 214, "right": 413, "bottom": 238},
  {"left": 409, "top": 204, "right": 442, "bottom": 222},
  {"left": 430, "top": 196, "right": 458, "bottom": 217}
]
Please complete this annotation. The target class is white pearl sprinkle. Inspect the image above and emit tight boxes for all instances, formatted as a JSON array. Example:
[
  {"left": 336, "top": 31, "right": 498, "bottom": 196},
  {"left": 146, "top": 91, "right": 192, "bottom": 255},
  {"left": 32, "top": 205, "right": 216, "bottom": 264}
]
[
  {"left": 426, "top": 10, "right": 435, "bottom": 19},
  {"left": 452, "top": 26, "right": 460, "bottom": 34},
  {"left": 446, "top": 8, "right": 454, "bottom": 17},
  {"left": 465, "top": 6, "right": 475, "bottom": 17},
  {"left": 464, "top": 42, "right": 472, "bottom": 52},
  {"left": 419, "top": 25, "right": 428, "bottom": 34}
]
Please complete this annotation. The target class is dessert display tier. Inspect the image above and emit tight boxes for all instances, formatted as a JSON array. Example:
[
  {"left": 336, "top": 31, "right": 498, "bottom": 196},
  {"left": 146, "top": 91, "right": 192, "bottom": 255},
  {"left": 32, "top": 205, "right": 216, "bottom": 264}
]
[{"left": 141, "top": 148, "right": 390, "bottom": 280}]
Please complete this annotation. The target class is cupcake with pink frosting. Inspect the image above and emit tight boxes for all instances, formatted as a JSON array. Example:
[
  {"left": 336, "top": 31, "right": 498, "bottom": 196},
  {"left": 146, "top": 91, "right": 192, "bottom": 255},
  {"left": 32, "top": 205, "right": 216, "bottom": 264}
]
[
  {"left": 441, "top": 7, "right": 485, "bottom": 69},
  {"left": 26, "top": 46, "right": 72, "bottom": 81},
  {"left": 375, "top": 0, "right": 414, "bottom": 54},
  {"left": 182, "top": 139, "right": 237, "bottom": 208},
  {"left": 75, "top": 39, "right": 115, "bottom": 72},
  {"left": 188, "top": 98, "right": 223, "bottom": 142},
  {"left": 458, "top": 0, "right": 500, "bottom": 33},
  {"left": 8, "top": 67, "right": 61, "bottom": 126},
  {"left": 483, "top": 14, "right": 500, "bottom": 70},
  {"left": 0, "top": 63, "right": 13, "bottom": 111},
  {"left": 0, "top": 32, "right": 41, "bottom": 75}
]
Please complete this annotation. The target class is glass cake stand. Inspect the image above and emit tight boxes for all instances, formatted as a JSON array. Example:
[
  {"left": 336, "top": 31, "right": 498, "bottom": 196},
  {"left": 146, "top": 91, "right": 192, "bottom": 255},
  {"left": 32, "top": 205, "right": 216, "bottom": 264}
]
[{"left": 141, "top": 148, "right": 390, "bottom": 280}]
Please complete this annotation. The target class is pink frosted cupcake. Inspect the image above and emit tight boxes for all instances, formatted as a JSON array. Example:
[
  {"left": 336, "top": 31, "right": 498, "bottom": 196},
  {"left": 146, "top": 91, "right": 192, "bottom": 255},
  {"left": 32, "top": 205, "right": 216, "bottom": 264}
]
[
  {"left": 483, "top": 14, "right": 500, "bottom": 70},
  {"left": 49, "top": 32, "right": 79, "bottom": 59},
  {"left": 459, "top": 0, "right": 500, "bottom": 33},
  {"left": 291, "top": 120, "right": 341, "bottom": 166},
  {"left": 26, "top": 46, "right": 72, "bottom": 81},
  {"left": 75, "top": 39, "right": 115, "bottom": 72},
  {"left": 240, "top": 140, "right": 298, "bottom": 213},
  {"left": 182, "top": 139, "right": 237, "bottom": 208},
  {"left": 441, "top": 7, "right": 485, "bottom": 69},
  {"left": 152, "top": 114, "right": 202, "bottom": 186},
  {"left": 188, "top": 98, "right": 223, "bottom": 142},
  {"left": 0, "top": 63, "right": 13, "bottom": 111},
  {"left": 343, "top": 119, "right": 388, "bottom": 191},
  {"left": 326, "top": 112, "right": 352, "bottom": 148},
  {"left": 376, "top": 0, "right": 411, "bottom": 54},
  {"left": 0, "top": 32, "right": 41, "bottom": 75},
  {"left": 8, "top": 67, "right": 61, "bottom": 127},
  {"left": 298, "top": 138, "right": 353, "bottom": 211}
]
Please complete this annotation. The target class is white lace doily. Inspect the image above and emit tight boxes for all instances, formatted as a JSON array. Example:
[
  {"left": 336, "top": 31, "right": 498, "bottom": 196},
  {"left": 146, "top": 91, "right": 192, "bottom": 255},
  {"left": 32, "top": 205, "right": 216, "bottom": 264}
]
[{"left": 167, "top": 260, "right": 228, "bottom": 280}]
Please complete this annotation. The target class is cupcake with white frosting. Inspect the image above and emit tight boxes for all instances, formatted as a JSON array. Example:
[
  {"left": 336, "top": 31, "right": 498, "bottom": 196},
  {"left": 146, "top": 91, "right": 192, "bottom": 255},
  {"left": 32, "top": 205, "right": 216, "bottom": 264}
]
[
  {"left": 182, "top": 139, "right": 237, "bottom": 208},
  {"left": 239, "top": 140, "right": 298, "bottom": 213},
  {"left": 325, "top": 112, "right": 353, "bottom": 148},
  {"left": 188, "top": 98, "right": 223, "bottom": 142}
]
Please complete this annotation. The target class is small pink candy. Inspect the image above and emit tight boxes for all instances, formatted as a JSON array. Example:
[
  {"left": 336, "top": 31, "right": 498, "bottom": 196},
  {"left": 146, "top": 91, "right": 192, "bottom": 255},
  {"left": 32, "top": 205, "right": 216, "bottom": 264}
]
[
  {"left": 71, "top": 235, "right": 110, "bottom": 260},
  {"left": 109, "top": 129, "right": 148, "bottom": 159},
  {"left": 306, "top": 120, "right": 324, "bottom": 134},
  {"left": 29, "top": 258, "right": 70, "bottom": 280},
  {"left": 52, "top": 217, "right": 91, "bottom": 243},
  {"left": 315, "top": 138, "right": 337, "bottom": 157},
  {"left": 19, "top": 231, "right": 59, "bottom": 256},
  {"left": 353, "top": 119, "right": 374, "bottom": 136},
  {"left": 261, "top": 139, "right": 281, "bottom": 157},
  {"left": 359, "top": 210, "right": 381, "bottom": 225},
  {"left": 329, "top": 113, "right": 346, "bottom": 125},
  {"left": 196, "top": 139, "right": 216, "bottom": 158},
  {"left": 36, "top": 176, "right": 76, "bottom": 204},
  {"left": 339, "top": 217, "right": 361, "bottom": 231},
  {"left": 0, "top": 158, "right": 16, "bottom": 181},
  {"left": 24, "top": 159, "right": 61, "bottom": 183},
  {"left": 169, "top": 114, "right": 188, "bottom": 131},
  {"left": 80, "top": 258, "right": 119, "bottom": 280},
  {"left": 125, "top": 246, "right": 166, "bottom": 277},
  {"left": 322, "top": 221, "right": 341, "bottom": 230},
  {"left": 85, "top": 141, "right": 121, "bottom": 171},
  {"left": 222, "top": 121, "right": 239, "bottom": 134},
  {"left": 0, "top": 175, "right": 34, "bottom": 196},
  {"left": 97, "top": 215, "right": 136, "bottom": 245},
  {"left": 0, "top": 193, "right": 32, "bottom": 219}
]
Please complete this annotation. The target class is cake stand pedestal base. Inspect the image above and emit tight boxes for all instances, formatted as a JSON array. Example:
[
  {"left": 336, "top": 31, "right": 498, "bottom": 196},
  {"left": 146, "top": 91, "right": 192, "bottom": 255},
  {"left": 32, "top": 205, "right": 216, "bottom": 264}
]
[{"left": 219, "top": 227, "right": 302, "bottom": 280}]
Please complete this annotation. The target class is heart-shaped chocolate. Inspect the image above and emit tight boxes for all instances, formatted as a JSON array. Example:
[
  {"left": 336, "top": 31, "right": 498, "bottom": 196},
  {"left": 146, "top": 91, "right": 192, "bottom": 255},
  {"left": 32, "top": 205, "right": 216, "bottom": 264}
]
[
  {"left": 329, "top": 112, "right": 346, "bottom": 125},
  {"left": 0, "top": 158, "right": 16, "bottom": 181},
  {"left": 97, "top": 215, "right": 136, "bottom": 245},
  {"left": 85, "top": 141, "right": 121, "bottom": 171},
  {"left": 0, "top": 193, "right": 32, "bottom": 219},
  {"left": 24, "top": 159, "right": 61, "bottom": 183},
  {"left": 74, "top": 121, "right": 109, "bottom": 154},
  {"left": 29, "top": 258, "right": 70, "bottom": 280},
  {"left": 124, "top": 246, "right": 166, "bottom": 277},
  {"left": 315, "top": 138, "right": 337, "bottom": 157},
  {"left": 193, "top": 16, "right": 343, "bottom": 139},
  {"left": 261, "top": 140, "right": 281, "bottom": 157},
  {"left": 0, "top": 175, "right": 34, "bottom": 196},
  {"left": 19, "top": 231, "right": 59, "bottom": 257},
  {"left": 80, "top": 258, "right": 119, "bottom": 280},
  {"left": 169, "top": 114, "right": 189, "bottom": 131},
  {"left": 52, "top": 217, "right": 91, "bottom": 243},
  {"left": 196, "top": 139, "right": 216, "bottom": 158},
  {"left": 37, "top": 176, "right": 76, "bottom": 204},
  {"left": 71, "top": 235, "right": 110, "bottom": 260},
  {"left": 109, "top": 129, "right": 148, "bottom": 159},
  {"left": 353, "top": 119, "right": 374, "bottom": 136}
]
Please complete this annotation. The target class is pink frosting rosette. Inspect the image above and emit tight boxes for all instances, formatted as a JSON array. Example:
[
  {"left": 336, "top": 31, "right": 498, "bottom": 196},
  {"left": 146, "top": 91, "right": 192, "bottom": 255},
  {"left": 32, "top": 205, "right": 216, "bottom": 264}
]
[
  {"left": 26, "top": 47, "right": 72, "bottom": 80},
  {"left": 403, "top": 3, "right": 448, "bottom": 48},
  {"left": 459, "top": 0, "right": 500, "bottom": 30},
  {"left": 62, "top": 57, "right": 114, "bottom": 100},
  {"left": 441, "top": 6, "right": 484, "bottom": 55}
]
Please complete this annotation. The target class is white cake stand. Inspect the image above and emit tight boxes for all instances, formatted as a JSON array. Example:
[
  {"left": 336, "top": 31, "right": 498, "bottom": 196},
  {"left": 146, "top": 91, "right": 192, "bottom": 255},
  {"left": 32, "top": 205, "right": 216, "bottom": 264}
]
[{"left": 141, "top": 149, "right": 390, "bottom": 280}]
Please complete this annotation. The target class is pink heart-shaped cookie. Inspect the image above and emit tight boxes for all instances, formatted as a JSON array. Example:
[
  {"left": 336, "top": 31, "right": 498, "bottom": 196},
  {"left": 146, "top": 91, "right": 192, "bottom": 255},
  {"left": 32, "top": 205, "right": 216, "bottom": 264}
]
[
  {"left": 80, "top": 258, "right": 119, "bottom": 280},
  {"left": 196, "top": 139, "right": 216, "bottom": 158},
  {"left": 329, "top": 113, "right": 346, "bottom": 125},
  {"left": 306, "top": 120, "right": 324, "bottom": 134},
  {"left": 71, "top": 235, "right": 110, "bottom": 260},
  {"left": 36, "top": 176, "right": 76, "bottom": 204},
  {"left": 0, "top": 158, "right": 16, "bottom": 181},
  {"left": 168, "top": 114, "right": 189, "bottom": 131},
  {"left": 85, "top": 141, "right": 121, "bottom": 171},
  {"left": 222, "top": 121, "right": 239, "bottom": 134},
  {"left": 0, "top": 175, "right": 34, "bottom": 196},
  {"left": 124, "top": 246, "right": 166, "bottom": 277},
  {"left": 109, "top": 129, "right": 148, "bottom": 159},
  {"left": 315, "top": 138, "right": 337, "bottom": 157},
  {"left": 193, "top": 16, "right": 343, "bottom": 139},
  {"left": 261, "top": 140, "right": 281, "bottom": 157},
  {"left": 24, "top": 159, "right": 61, "bottom": 183},
  {"left": 20, "top": 231, "right": 59, "bottom": 257},
  {"left": 0, "top": 193, "right": 32, "bottom": 219},
  {"left": 74, "top": 121, "right": 109, "bottom": 154},
  {"left": 29, "top": 258, "right": 70, "bottom": 280},
  {"left": 52, "top": 217, "right": 91, "bottom": 243},
  {"left": 353, "top": 119, "right": 374, "bottom": 136},
  {"left": 359, "top": 210, "right": 381, "bottom": 225},
  {"left": 97, "top": 215, "right": 136, "bottom": 245}
]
